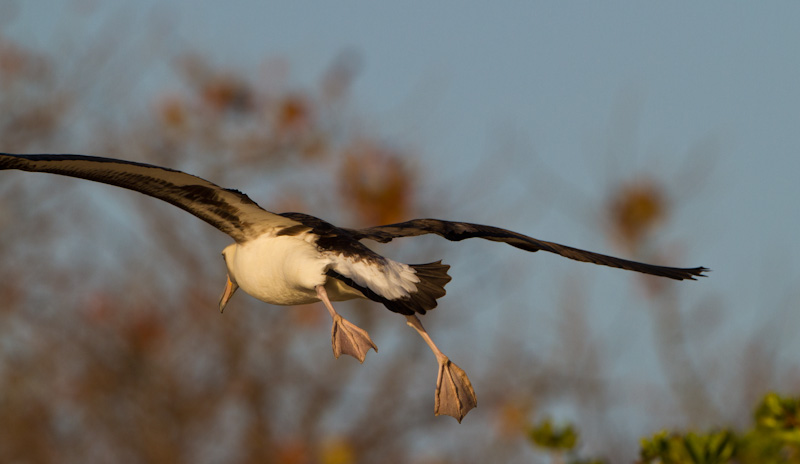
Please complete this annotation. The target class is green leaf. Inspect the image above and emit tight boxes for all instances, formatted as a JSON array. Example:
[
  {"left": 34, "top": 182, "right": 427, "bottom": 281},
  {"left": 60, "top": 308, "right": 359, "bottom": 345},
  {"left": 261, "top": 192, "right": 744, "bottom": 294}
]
[{"left": 526, "top": 418, "right": 578, "bottom": 451}]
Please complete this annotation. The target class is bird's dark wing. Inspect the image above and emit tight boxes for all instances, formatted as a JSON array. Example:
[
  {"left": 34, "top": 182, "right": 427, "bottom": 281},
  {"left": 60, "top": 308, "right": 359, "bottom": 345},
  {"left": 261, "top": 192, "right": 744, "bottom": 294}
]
[
  {"left": 278, "top": 211, "right": 376, "bottom": 257},
  {"left": 0, "top": 153, "right": 305, "bottom": 242},
  {"left": 348, "top": 218, "right": 708, "bottom": 281}
]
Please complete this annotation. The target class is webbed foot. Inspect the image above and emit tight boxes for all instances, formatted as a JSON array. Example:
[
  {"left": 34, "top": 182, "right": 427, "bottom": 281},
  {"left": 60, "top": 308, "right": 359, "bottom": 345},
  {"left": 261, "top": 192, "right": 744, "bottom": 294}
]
[
  {"left": 330, "top": 313, "right": 378, "bottom": 363},
  {"left": 434, "top": 355, "right": 477, "bottom": 422}
]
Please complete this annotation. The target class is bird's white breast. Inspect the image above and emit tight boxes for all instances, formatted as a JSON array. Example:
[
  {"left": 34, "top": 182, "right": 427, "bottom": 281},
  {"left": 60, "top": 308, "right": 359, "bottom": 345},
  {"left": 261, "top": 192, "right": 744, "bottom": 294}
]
[{"left": 223, "top": 234, "right": 330, "bottom": 306}]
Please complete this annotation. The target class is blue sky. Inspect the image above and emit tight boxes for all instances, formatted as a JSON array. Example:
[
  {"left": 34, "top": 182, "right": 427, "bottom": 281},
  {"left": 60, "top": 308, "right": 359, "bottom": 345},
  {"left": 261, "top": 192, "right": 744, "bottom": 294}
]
[{"left": 6, "top": 0, "right": 800, "bottom": 447}]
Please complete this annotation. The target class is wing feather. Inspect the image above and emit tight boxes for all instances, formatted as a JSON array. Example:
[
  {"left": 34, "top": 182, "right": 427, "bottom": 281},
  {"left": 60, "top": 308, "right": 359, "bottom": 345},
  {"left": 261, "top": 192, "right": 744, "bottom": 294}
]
[
  {"left": 0, "top": 153, "right": 304, "bottom": 242},
  {"left": 349, "top": 218, "right": 708, "bottom": 281}
]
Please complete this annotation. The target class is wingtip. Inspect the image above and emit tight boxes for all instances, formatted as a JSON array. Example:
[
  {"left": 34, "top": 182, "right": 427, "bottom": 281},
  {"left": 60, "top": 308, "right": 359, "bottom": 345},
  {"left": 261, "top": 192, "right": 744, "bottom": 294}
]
[
  {"left": 694, "top": 266, "right": 711, "bottom": 278},
  {"left": 680, "top": 266, "right": 710, "bottom": 281}
]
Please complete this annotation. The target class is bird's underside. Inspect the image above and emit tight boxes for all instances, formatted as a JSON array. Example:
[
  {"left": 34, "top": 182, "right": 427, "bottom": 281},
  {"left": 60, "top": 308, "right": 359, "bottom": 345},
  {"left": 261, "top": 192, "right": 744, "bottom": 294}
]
[{"left": 0, "top": 152, "right": 708, "bottom": 422}]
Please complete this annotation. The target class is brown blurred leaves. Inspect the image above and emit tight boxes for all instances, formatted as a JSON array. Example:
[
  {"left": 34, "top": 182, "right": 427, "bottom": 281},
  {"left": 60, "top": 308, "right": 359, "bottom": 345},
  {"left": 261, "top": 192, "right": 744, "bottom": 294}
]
[
  {"left": 608, "top": 178, "right": 667, "bottom": 254},
  {"left": 340, "top": 140, "right": 414, "bottom": 226}
]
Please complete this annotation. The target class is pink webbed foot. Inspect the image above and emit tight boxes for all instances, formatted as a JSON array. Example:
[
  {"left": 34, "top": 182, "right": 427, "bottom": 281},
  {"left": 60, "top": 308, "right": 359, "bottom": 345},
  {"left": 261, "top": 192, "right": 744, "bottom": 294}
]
[
  {"left": 330, "top": 313, "right": 378, "bottom": 363},
  {"left": 316, "top": 285, "right": 377, "bottom": 363},
  {"left": 434, "top": 355, "right": 478, "bottom": 422}
]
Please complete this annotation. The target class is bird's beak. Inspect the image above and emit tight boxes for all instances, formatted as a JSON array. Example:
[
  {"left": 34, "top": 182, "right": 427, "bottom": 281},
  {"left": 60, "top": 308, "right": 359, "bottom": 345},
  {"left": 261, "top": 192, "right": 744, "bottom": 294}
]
[{"left": 218, "top": 274, "right": 239, "bottom": 313}]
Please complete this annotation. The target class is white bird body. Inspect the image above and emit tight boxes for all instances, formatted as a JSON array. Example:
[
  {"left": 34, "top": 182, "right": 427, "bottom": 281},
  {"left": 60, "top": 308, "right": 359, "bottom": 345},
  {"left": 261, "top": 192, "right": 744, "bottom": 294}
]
[{"left": 223, "top": 234, "right": 363, "bottom": 306}]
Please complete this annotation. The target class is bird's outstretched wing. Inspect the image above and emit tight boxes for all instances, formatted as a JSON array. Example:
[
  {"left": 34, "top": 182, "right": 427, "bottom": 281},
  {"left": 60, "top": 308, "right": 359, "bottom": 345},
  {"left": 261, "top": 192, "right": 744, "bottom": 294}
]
[
  {"left": 0, "top": 153, "right": 305, "bottom": 242},
  {"left": 348, "top": 218, "right": 708, "bottom": 281}
]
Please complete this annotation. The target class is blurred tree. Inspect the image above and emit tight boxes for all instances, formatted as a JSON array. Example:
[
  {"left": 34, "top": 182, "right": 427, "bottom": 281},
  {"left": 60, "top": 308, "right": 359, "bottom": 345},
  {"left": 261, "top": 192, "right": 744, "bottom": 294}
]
[{"left": 0, "top": 8, "right": 793, "bottom": 464}]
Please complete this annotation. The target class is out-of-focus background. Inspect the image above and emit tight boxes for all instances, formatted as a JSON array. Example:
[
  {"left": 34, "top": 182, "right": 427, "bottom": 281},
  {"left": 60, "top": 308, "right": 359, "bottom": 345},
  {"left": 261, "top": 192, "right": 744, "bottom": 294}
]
[{"left": 2, "top": 2, "right": 799, "bottom": 462}]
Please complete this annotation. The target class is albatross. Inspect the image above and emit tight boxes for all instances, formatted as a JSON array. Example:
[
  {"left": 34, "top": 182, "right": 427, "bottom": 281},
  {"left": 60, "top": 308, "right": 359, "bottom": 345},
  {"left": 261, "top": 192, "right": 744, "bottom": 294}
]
[{"left": 0, "top": 153, "right": 708, "bottom": 422}]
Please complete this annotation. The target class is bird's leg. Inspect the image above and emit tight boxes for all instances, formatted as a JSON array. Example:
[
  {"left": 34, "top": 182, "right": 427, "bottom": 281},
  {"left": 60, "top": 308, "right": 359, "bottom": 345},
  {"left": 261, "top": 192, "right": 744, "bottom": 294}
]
[
  {"left": 405, "top": 314, "right": 477, "bottom": 422},
  {"left": 316, "top": 285, "right": 377, "bottom": 363}
]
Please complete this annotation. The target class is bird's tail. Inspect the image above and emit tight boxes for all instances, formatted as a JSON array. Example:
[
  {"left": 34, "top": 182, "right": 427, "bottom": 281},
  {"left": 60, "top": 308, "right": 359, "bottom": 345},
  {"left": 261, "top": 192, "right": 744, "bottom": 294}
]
[
  {"left": 326, "top": 260, "right": 451, "bottom": 316},
  {"left": 404, "top": 261, "right": 451, "bottom": 314}
]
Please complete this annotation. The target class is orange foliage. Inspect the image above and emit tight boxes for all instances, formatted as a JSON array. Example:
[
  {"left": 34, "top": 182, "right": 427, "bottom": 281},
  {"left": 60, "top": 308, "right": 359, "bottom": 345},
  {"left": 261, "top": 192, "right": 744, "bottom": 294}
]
[
  {"left": 123, "top": 311, "right": 166, "bottom": 354},
  {"left": 608, "top": 178, "right": 667, "bottom": 251},
  {"left": 159, "top": 96, "right": 187, "bottom": 129},
  {"left": 276, "top": 440, "right": 309, "bottom": 464},
  {"left": 496, "top": 401, "right": 529, "bottom": 439},
  {"left": 276, "top": 94, "right": 312, "bottom": 134},
  {"left": 0, "top": 36, "right": 46, "bottom": 81},
  {"left": 200, "top": 75, "right": 253, "bottom": 114},
  {"left": 340, "top": 140, "right": 414, "bottom": 226},
  {"left": 321, "top": 438, "right": 355, "bottom": 464}
]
